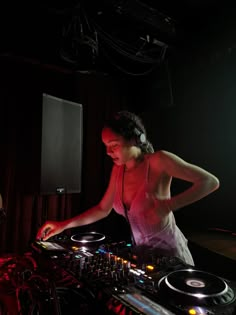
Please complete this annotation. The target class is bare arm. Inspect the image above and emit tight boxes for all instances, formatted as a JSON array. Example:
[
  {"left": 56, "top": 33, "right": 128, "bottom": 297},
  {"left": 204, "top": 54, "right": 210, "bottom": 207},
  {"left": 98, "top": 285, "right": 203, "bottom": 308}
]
[
  {"left": 63, "top": 203, "right": 111, "bottom": 230},
  {"left": 155, "top": 150, "right": 220, "bottom": 211},
  {"left": 36, "top": 165, "right": 119, "bottom": 240}
]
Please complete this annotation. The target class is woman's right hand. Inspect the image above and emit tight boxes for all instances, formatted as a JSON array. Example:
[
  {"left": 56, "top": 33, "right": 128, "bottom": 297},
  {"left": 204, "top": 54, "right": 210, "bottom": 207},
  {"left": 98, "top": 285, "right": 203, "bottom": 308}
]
[{"left": 36, "top": 220, "right": 66, "bottom": 241}]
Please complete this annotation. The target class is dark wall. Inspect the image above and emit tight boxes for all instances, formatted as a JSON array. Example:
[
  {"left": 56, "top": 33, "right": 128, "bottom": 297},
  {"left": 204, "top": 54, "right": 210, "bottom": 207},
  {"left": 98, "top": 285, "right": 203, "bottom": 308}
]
[
  {"left": 122, "top": 9, "right": 236, "bottom": 233},
  {"left": 168, "top": 10, "right": 236, "bottom": 231}
]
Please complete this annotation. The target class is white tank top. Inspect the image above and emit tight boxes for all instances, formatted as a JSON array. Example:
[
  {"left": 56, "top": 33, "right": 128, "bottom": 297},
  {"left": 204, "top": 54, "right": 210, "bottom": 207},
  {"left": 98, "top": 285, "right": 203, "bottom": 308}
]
[{"left": 112, "top": 157, "right": 194, "bottom": 266}]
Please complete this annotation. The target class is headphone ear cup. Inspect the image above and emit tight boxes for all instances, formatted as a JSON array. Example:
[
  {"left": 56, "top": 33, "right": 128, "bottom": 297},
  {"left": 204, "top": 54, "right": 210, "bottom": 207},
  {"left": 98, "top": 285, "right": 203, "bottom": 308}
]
[
  {"left": 139, "top": 133, "right": 146, "bottom": 144},
  {"left": 134, "top": 128, "right": 146, "bottom": 145}
]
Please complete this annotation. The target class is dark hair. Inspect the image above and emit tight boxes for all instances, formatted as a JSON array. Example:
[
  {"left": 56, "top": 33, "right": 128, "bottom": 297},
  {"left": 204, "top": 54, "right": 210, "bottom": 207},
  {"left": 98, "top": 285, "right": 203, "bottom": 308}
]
[{"left": 104, "top": 111, "right": 154, "bottom": 153}]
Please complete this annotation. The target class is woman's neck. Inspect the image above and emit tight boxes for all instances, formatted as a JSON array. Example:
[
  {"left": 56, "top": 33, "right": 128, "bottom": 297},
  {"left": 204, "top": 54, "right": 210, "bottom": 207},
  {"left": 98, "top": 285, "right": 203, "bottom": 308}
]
[{"left": 125, "top": 153, "right": 145, "bottom": 171}]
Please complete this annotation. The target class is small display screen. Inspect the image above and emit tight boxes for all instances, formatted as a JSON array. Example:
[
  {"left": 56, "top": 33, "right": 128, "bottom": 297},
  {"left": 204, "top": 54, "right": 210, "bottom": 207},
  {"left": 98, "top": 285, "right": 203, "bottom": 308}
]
[
  {"left": 36, "top": 241, "right": 66, "bottom": 251},
  {"left": 118, "top": 292, "right": 175, "bottom": 315}
]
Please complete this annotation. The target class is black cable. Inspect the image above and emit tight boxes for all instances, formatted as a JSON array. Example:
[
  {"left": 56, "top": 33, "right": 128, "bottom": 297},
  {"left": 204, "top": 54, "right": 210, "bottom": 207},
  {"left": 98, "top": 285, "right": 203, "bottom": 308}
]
[{"left": 99, "top": 44, "right": 162, "bottom": 76}]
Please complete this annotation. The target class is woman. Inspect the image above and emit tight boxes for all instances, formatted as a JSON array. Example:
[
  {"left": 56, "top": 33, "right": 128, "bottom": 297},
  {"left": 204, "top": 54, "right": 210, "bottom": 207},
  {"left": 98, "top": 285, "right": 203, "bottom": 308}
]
[{"left": 36, "top": 111, "right": 219, "bottom": 265}]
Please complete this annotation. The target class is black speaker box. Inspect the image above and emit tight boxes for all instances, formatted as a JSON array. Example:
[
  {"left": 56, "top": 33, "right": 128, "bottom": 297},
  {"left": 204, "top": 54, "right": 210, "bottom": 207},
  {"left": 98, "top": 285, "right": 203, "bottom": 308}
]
[{"left": 16, "top": 94, "right": 83, "bottom": 195}]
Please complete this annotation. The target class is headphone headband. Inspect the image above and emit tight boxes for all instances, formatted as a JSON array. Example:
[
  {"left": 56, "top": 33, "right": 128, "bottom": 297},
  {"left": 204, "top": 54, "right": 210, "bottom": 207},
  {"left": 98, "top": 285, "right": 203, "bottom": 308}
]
[{"left": 113, "top": 111, "right": 146, "bottom": 145}]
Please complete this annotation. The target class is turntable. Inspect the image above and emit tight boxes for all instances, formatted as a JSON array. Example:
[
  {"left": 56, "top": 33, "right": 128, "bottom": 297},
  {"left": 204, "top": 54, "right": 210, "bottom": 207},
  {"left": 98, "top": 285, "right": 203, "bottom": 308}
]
[{"left": 158, "top": 269, "right": 236, "bottom": 314}]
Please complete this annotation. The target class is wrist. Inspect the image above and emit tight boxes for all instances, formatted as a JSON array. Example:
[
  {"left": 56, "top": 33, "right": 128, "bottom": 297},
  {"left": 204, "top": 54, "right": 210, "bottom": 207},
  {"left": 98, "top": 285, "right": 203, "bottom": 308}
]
[{"left": 64, "top": 218, "right": 77, "bottom": 230}]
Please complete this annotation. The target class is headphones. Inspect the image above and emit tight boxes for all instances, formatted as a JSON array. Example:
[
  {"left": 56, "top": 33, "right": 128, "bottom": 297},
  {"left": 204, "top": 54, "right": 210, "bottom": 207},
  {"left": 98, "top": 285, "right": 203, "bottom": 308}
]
[
  {"left": 114, "top": 112, "right": 146, "bottom": 145},
  {"left": 134, "top": 127, "right": 146, "bottom": 145}
]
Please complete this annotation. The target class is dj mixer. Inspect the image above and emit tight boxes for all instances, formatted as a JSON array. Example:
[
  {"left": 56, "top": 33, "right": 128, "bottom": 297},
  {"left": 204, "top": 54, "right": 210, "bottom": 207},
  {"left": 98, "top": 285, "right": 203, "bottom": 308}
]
[{"left": 0, "top": 232, "right": 236, "bottom": 315}]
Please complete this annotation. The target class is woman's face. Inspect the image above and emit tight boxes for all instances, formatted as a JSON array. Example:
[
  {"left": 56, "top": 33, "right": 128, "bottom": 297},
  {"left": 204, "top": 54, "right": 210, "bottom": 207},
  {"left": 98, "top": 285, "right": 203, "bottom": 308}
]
[{"left": 101, "top": 127, "right": 134, "bottom": 165}]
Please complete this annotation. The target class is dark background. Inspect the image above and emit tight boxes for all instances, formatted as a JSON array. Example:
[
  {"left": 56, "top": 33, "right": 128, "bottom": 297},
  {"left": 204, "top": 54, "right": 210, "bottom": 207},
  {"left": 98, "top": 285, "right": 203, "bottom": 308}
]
[{"left": 0, "top": 1, "right": 235, "bottom": 271}]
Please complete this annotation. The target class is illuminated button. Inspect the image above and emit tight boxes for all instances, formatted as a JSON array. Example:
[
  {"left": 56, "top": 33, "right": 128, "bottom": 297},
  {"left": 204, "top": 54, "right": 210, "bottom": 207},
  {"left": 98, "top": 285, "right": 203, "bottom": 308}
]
[
  {"left": 72, "top": 246, "right": 79, "bottom": 251},
  {"left": 130, "top": 263, "right": 137, "bottom": 268},
  {"left": 146, "top": 265, "right": 154, "bottom": 271},
  {"left": 188, "top": 309, "right": 197, "bottom": 315}
]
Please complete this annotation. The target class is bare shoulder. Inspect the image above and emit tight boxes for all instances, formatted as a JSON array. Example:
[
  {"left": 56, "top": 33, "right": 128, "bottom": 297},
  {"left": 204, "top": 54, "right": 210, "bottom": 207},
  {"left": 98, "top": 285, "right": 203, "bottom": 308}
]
[
  {"left": 151, "top": 150, "right": 184, "bottom": 159},
  {"left": 148, "top": 150, "right": 185, "bottom": 170},
  {"left": 149, "top": 150, "right": 219, "bottom": 187},
  {"left": 149, "top": 149, "right": 202, "bottom": 175}
]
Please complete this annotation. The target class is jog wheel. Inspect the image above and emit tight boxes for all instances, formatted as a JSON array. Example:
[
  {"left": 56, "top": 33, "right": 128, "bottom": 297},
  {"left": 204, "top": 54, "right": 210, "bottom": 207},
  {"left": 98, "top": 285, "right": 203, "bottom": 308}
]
[
  {"left": 158, "top": 269, "right": 236, "bottom": 307},
  {"left": 71, "top": 232, "right": 106, "bottom": 244}
]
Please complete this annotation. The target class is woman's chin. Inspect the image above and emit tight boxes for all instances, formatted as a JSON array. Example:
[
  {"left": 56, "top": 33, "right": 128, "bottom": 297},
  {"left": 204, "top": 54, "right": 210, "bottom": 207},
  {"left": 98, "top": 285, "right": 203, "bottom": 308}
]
[{"left": 113, "top": 158, "right": 121, "bottom": 165}]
